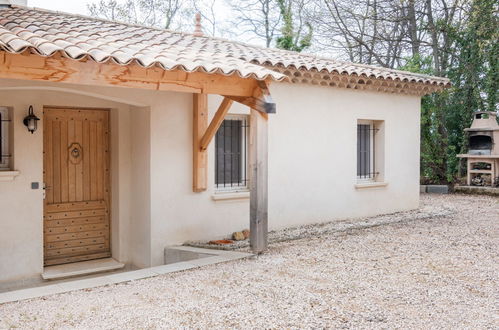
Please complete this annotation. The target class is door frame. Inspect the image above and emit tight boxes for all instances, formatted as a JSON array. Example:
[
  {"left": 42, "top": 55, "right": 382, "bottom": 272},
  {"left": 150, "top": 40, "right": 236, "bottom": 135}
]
[{"left": 43, "top": 105, "right": 112, "bottom": 266}]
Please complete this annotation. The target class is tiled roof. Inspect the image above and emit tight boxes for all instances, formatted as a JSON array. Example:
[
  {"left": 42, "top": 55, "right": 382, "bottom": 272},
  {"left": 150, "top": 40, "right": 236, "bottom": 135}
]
[{"left": 0, "top": 5, "right": 450, "bottom": 88}]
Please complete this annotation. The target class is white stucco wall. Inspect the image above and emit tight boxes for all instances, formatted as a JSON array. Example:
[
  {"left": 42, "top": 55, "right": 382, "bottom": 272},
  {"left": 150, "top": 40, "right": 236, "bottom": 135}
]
[
  {"left": 147, "top": 83, "right": 420, "bottom": 265},
  {"left": 0, "top": 78, "right": 421, "bottom": 283},
  {"left": 268, "top": 83, "right": 420, "bottom": 226}
]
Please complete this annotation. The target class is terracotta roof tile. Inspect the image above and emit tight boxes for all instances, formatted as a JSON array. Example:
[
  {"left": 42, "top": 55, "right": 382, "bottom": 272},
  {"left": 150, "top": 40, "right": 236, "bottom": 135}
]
[{"left": 0, "top": 6, "right": 450, "bottom": 88}]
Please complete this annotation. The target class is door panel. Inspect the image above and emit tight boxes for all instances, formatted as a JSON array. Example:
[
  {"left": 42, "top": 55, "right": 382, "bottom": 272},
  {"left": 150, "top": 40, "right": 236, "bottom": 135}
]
[{"left": 43, "top": 108, "right": 110, "bottom": 266}]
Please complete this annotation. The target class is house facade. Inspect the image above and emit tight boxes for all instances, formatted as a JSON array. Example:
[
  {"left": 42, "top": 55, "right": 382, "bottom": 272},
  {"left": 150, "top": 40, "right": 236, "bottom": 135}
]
[{"left": 0, "top": 4, "right": 449, "bottom": 286}]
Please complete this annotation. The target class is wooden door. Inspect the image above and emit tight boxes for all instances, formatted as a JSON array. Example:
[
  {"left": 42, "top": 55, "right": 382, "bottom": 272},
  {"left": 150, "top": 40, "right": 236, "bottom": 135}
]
[{"left": 43, "top": 107, "right": 110, "bottom": 266}]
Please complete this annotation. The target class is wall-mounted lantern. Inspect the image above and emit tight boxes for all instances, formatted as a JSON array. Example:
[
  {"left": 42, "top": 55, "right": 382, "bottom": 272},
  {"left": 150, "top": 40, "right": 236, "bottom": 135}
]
[{"left": 23, "top": 105, "right": 40, "bottom": 134}]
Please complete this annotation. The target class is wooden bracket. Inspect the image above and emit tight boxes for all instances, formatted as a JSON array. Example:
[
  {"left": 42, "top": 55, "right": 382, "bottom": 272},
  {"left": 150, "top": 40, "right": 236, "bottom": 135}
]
[
  {"left": 199, "top": 97, "right": 234, "bottom": 151},
  {"left": 224, "top": 80, "right": 276, "bottom": 114},
  {"left": 193, "top": 95, "right": 234, "bottom": 192}
]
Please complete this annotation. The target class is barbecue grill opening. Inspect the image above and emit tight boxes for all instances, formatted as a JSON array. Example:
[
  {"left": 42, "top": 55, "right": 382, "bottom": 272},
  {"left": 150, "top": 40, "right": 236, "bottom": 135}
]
[{"left": 469, "top": 134, "right": 492, "bottom": 155}]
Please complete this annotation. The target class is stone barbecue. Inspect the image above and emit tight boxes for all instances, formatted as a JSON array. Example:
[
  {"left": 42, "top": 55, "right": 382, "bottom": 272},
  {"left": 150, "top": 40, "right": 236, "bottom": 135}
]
[{"left": 458, "top": 112, "right": 499, "bottom": 187}]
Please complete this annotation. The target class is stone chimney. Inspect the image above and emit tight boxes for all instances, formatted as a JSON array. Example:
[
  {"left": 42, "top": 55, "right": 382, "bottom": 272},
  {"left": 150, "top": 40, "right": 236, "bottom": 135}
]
[
  {"left": 0, "top": 0, "right": 28, "bottom": 6},
  {"left": 193, "top": 12, "right": 203, "bottom": 37}
]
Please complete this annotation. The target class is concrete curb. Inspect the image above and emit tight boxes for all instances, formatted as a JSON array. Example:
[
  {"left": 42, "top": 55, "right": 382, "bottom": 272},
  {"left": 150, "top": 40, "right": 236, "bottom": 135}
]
[
  {"left": 454, "top": 185, "right": 499, "bottom": 196},
  {"left": 0, "top": 247, "right": 252, "bottom": 304}
]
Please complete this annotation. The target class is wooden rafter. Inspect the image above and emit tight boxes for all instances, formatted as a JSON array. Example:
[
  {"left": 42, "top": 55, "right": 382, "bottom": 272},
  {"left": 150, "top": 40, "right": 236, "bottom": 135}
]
[{"left": 0, "top": 52, "right": 259, "bottom": 97}]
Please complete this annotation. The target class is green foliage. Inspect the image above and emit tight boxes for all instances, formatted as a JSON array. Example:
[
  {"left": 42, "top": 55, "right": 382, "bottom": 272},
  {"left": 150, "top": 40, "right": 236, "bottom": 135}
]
[
  {"left": 275, "top": 0, "right": 313, "bottom": 52},
  {"left": 401, "top": 0, "right": 498, "bottom": 184}
]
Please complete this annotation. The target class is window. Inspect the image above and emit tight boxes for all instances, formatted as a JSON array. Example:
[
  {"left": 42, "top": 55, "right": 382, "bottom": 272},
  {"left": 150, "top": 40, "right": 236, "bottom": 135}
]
[
  {"left": 357, "top": 120, "right": 378, "bottom": 180},
  {"left": 0, "top": 107, "right": 11, "bottom": 170},
  {"left": 215, "top": 116, "right": 249, "bottom": 191}
]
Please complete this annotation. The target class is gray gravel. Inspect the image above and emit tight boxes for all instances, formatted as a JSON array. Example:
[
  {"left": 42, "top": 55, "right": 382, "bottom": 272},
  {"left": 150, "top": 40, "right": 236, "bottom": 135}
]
[
  {"left": 1, "top": 194, "right": 498, "bottom": 329},
  {"left": 187, "top": 198, "right": 456, "bottom": 250}
]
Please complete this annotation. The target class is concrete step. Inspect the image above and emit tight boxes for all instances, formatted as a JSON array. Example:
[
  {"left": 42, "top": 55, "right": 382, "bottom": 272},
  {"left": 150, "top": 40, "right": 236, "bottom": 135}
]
[{"left": 42, "top": 258, "right": 125, "bottom": 280}]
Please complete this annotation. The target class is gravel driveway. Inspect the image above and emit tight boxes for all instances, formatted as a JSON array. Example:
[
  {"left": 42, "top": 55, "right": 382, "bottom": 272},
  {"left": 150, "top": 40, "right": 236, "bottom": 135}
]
[{"left": 1, "top": 194, "right": 498, "bottom": 329}]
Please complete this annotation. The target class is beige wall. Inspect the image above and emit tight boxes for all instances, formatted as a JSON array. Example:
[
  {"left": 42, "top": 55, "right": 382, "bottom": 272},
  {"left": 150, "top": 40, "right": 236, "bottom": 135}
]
[
  {"left": 130, "top": 107, "right": 152, "bottom": 268},
  {"left": 0, "top": 82, "right": 140, "bottom": 283},
  {"left": 0, "top": 78, "right": 421, "bottom": 282}
]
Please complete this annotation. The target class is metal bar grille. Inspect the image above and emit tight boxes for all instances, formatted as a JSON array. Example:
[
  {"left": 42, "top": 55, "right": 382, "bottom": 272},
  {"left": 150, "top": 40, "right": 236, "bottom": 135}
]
[
  {"left": 215, "top": 118, "right": 249, "bottom": 189},
  {"left": 0, "top": 110, "right": 12, "bottom": 167},
  {"left": 357, "top": 124, "right": 378, "bottom": 179}
]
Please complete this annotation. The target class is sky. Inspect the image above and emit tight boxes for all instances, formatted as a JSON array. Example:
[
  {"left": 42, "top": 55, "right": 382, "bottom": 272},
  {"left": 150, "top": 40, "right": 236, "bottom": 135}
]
[
  {"left": 26, "top": 0, "right": 263, "bottom": 46},
  {"left": 28, "top": 0, "right": 93, "bottom": 15}
]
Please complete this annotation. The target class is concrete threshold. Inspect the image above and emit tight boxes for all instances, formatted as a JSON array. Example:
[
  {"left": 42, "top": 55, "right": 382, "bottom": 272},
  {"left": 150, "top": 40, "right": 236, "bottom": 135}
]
[
  {"left": 42, "top": 258, "right": 125, "bottom": 280},
  {"left": 0, "top": 247, "right": 252, "bottom": 304}
]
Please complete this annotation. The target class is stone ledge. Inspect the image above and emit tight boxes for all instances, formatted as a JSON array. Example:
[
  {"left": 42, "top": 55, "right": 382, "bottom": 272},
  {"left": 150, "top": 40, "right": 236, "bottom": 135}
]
[
  {"left": 355, "top": 181, "right": 388, "bottom": 189},
  {"left": 454, "top": 185, "right": 499, "bottom": 196},
  {"left": 0, "top": 171, "right": 20, "bottom": 181},
  {"left": 211, "top": 191, "right": 250, "bottom": 201}
]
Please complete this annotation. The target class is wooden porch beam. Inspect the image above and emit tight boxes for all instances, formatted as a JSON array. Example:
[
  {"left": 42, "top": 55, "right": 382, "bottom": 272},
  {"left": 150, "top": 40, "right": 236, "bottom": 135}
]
[
  {"left": 225, "top": 96, "right": 275, "bottom": 114},
  {"left": 254, "top": 80, "right": 276, "bottom": 114},
  {"left": 199, "top": 97, "right": 234, "bottom": 151},
  {"left": 193, "top": 93, "right": 208, "bottom": 192},
  {"left": 0, "top": 52, "right": 258, "bottom": 97},
  {"left": 224, "top": 80, "right": 276, "bottom": 114},
  {"left": 249, "top": 109, "right": 269, "bottom": 254}
]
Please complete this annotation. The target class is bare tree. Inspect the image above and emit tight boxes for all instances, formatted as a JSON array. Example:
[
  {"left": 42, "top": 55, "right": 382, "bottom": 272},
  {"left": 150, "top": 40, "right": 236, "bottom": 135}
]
[
  {"left": 228, "top": 0, "right": 282, "bottom": 47},
  {"left": 190, "top": 0, "right": 219, "bottom": 36},
  {"left": 87, "top": 0, "right": 120, "bottom": 21},
  {"left": 311, "top": 0, "right": 410, "bottom": 66},
  {"left": 275, "top": 0, "right": 314, "bottom": 51},
  {"left": 87, "top": 0, "right": 188, "bottom": 30},
  {"left": 308, "top": 0, "right": 467, "bottom": 71}
]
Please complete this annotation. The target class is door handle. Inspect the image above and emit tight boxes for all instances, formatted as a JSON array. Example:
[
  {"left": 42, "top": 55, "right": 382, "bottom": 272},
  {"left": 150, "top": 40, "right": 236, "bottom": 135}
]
[{"left": 43, "top": 183, "right": 51, "bottom": 200}]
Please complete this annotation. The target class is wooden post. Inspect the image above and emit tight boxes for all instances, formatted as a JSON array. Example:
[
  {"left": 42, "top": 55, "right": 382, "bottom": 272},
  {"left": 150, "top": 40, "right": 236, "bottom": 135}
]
[
  {"left": 193, "top": 93, "right": 208, "bottom": 192},
  {"left": 249, "top": 109, "right": 268, "bottom": 253}
]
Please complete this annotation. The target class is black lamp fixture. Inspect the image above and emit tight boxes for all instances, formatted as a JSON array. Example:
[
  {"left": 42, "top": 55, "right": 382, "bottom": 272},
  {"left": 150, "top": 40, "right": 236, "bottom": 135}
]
[{"left": 23, "top": 105, "right": 40, "bottom": 134}]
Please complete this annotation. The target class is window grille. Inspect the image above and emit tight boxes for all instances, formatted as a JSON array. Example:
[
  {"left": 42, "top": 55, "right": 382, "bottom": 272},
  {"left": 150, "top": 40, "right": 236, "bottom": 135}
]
[
  {"left": 215, "top": 117, "right": 249, "bottom": 190},
  {"left": 357, "top": 123, "right": 378, "bottom": 179},
  {"left": 0, "top": 107, "right": 11, "bottom": 169}
]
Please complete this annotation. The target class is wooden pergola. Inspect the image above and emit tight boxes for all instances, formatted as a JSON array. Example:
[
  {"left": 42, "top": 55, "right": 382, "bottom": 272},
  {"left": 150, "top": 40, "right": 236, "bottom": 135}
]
[{"left": 0, "top": 51, "right": 275, "bottom": 253}]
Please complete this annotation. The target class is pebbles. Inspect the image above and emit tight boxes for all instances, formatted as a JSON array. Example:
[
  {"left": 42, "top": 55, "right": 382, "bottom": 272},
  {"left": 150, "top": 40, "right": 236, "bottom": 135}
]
[
  {"left": 0, "top": 194, "right": 497, "bottom": 329},
  {"left": 188, "top": 201, "right": 456, "bottom": 250}
]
